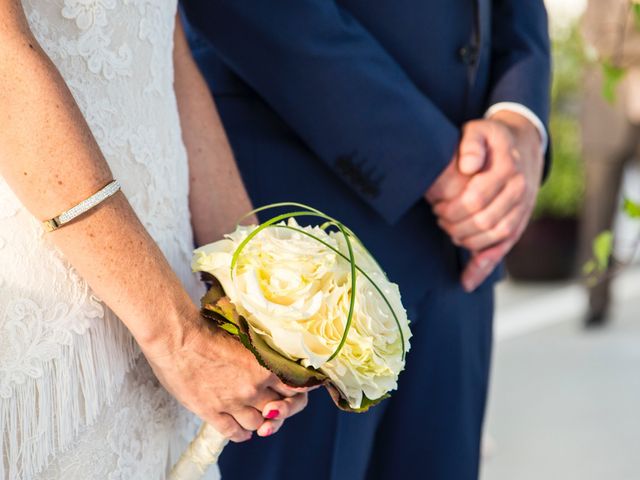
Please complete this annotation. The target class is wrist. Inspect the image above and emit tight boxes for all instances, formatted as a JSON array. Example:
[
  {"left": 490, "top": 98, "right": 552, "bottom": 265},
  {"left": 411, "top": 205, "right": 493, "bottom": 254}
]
[
  {"left": 490, "top": 111, "right": 543, "bottom": 156},
  {"left": 136, "top": 300, "right": 203, "bottom": 358}
]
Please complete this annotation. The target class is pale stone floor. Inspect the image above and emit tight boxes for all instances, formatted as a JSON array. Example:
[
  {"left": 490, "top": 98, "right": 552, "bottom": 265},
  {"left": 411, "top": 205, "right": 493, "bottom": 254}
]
[{"left": 481, "top": 270, "right": 640, "bottom": 480}]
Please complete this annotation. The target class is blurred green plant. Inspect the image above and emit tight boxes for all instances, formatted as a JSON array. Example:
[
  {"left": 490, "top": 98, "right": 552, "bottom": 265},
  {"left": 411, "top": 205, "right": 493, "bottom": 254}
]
[
  {"left": 634, "top": 2, "right": 640, "bottom": 29},
  {"left": 601, "top": 61, "right": 626, "bottom": 103},
  {"left": 583, "top": 230, "right": 613, "bottom": 277},
  {"left": 533, "top": 25, "right": 585, "bottom": 219},
  {"left": 623, "top": 197, "right": 640, "bottom": 218},
  {"left": 585, "top": 197, "right": 640, "bottom": 284}
]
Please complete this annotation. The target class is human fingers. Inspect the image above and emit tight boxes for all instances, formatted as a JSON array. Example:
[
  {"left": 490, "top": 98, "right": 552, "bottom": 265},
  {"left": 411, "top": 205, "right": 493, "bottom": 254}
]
[
  {"left": 268, "top": 375, "right": 314, "bottom": 399},
  {"left": 433, "top": 120, "right": 518, "bottom": 223},
  {"left": 457, "top": 120, "right": 490, "bottom": 175},
  {"left": 433, "top": 148, "right": 517, "bottom": 224},
  {"left": 425, "top": 158, "right": 471, "bottom": 205},
  {"left": 231, "top": 406, "right": 266, "bottom": 433},
  {"left": 438, "top": 173, "right": 526, "bottom": 243},
  {"left": 261, "top": 392, "right": 309, "bottom": 422},
  {"left": 246, "top": 380, "right": 282, "bottom": 410},
  {"left": 460, "top": 242, "right": 509, "bottom": 293},
  {"left": 290, "top": 385, "right": 322, "bottom": 392},
  {"left": 256, "top": 419, "right": 283, "bottom": 438},
  {"left": 256, "top": 393, "right": 309, "bottom": 437},
  {"left": 209, "top": 412, "right": 253, "bottom": 443},
  {"left": 455, "top": 203, "right": 525, "bottom": 252},
  {"left": 460, "top": 212, "right": 530, "bottom": 292}
]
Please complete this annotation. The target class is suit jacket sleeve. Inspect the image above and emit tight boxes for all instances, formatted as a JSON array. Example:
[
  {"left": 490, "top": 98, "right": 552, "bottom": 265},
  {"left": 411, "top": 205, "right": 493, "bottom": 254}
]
[
  {"left": 488, "top": 0, "right": 552, "bottom": 156},
  {"left": 181, "top": 0, "right": 460, "bottom": 225}
]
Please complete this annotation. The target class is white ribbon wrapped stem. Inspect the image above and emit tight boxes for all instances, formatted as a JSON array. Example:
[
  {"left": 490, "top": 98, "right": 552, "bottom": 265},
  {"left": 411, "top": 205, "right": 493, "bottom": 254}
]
[{"left": 168, "top": 422, "right": 228, "bottom": 480}]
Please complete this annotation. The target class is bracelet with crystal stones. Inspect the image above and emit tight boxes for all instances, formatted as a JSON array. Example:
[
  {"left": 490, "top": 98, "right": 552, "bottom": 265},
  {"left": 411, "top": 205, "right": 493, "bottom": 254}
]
[{"left": 43, "top": 180, "right": 121, "bottom": 232}]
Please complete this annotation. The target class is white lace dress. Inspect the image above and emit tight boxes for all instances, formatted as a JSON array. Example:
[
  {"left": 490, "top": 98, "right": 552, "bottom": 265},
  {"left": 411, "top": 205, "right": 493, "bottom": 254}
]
[{"left": 0, "top": 1, "right": 218, "bottom": 478}]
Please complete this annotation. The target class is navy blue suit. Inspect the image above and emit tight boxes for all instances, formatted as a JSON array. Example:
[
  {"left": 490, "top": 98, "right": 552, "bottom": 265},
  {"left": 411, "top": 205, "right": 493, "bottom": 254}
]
[{"left": 181, "top": 1, "right": 550, "bottom": 478}]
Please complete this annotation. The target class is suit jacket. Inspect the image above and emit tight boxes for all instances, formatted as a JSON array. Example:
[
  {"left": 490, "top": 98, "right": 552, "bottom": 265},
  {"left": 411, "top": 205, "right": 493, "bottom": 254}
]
[{"left": 181, "top": 0, "right": 551, "bottom": 307}]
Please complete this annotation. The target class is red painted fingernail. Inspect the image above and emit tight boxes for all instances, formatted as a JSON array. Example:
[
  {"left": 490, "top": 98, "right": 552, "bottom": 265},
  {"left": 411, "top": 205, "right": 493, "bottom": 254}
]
[{"left": 266, "top": 409, "right": 279, "bottom": 419}]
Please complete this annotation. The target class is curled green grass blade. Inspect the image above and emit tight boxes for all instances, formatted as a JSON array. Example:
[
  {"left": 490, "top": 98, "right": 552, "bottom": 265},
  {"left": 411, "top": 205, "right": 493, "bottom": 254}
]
[
  {"left": 230, "top": 209, "right": 356, "bottom": 362},
  {"left": 231, "top": 202, "right": 405, "bottom": 363},
  {"left": 238, "top": 202, "right": 384, "bottom": 272},
  {"left": 275, "top": 224, "right": 406, "bottom": 361},
  {"left": 327, "top": 221, "right": 356, "bottom": 362},
  {"left": 238, "top": 202, "right": 322, "bottom": 221},
  {"left": 230, "top": 210, "right": 324, "bottom": 278}
]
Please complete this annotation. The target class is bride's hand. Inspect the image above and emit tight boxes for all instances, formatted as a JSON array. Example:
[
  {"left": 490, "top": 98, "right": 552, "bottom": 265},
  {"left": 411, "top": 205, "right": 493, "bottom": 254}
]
[{"left": 142, "top": 307, "right": 308, "bottom": 442}]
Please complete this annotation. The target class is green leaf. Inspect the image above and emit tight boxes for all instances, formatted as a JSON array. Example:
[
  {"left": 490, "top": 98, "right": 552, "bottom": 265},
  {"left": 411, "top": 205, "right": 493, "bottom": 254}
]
[
  {"left": 593, "top": 230, "right": 614, "bottom": 272},
  {"left": 623, "top": 197, "right": 640, "bottom": 219},
  {"left": 219, "top": 323, "right": 240, "bottom": 335},
  {"left": 200, "top": 282, "right": 242, "bottom": 335},
  {"left": 202, "top": 292, "right": 242, "bottom": 328},
  {"left": 582, "top": 259, "right": 596, "bottom": 276},
  {"left": 238, "top": 318, "right": 328, "bottom": 388},
  {"left": 200, "top": 283, "right": 327, "bottom": 387},
  {"left": 602, "top": 62, "right": 626, "bottom": 104},
  {"left": 200, "top": 277, "right": 226, "bottom": 309},
  {"left": 633, "top": 4, "right": 640, "bottom": 31}
]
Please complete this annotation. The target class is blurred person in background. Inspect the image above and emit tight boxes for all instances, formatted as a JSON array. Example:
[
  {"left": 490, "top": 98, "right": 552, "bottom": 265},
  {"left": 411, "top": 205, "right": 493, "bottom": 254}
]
[{"left": 580, "top": 0, "right": 640, "bottom": 327}]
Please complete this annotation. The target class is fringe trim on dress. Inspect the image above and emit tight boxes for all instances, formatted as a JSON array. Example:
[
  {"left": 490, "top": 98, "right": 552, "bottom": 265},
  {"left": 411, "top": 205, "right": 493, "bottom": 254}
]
[{"left": 0, "top": 313, "right": 139, "bottom": 480}]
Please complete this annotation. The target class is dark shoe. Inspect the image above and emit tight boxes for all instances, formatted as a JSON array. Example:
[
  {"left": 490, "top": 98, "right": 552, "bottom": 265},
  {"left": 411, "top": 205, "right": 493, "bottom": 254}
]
[
  {"left": 584, "top": 308, "right": 609, "bottom": 329},
  {"left": 585, "top": 281, "right": 611, "bottom": 329}
]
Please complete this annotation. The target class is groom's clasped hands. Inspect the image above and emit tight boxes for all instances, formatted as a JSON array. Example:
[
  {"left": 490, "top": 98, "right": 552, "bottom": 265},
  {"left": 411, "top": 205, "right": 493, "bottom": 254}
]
[{"left": 427, "top": 111, "right": 545, "bottom": 292}]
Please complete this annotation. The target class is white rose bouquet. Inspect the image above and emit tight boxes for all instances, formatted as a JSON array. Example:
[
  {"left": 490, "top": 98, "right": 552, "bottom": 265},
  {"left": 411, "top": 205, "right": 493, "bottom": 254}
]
[{"left": 169, "top": 203, "right": 411, "bottom": 480}]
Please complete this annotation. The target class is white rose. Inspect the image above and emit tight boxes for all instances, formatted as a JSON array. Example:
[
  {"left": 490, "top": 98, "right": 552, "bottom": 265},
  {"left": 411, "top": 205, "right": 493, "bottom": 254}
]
[{"left": 192, "top": 219, "right": 411, "bottom": 408}]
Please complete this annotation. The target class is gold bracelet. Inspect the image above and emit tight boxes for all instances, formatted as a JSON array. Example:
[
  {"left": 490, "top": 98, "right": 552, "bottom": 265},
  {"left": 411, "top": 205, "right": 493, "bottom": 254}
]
[{"left": 43, "top": 180, "right": 121, "bottom": 232}]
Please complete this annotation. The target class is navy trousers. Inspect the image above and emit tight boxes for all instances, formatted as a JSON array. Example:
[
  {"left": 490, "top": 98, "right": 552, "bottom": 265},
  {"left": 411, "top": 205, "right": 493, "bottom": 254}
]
[{"left": 219, "top": 279, "right": 494, "bottom": 480}]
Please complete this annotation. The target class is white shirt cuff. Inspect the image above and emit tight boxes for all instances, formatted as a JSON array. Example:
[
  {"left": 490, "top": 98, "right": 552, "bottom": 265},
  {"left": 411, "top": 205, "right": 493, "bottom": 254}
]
[{"left": 485, "top": 102, "right": 548, "bottom": 154}]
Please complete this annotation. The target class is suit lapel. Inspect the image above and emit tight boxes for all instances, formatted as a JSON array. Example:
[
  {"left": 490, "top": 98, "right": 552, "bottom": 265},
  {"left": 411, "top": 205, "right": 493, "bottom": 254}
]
[{"left": 476, "top": 0, "right": 490, "bottom": 47}]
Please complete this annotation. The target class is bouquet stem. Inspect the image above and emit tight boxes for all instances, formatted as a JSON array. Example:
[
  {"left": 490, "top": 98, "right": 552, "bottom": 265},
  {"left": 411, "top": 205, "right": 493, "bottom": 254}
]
[{"left": 168, "top": 422, "right": 228, "bottom": 480}]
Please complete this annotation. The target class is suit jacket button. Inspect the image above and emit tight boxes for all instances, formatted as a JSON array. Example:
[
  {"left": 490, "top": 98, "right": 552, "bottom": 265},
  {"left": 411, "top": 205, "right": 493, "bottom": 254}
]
[{"left": 459, "top": 44, "right": 479, "bottom": 65}]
